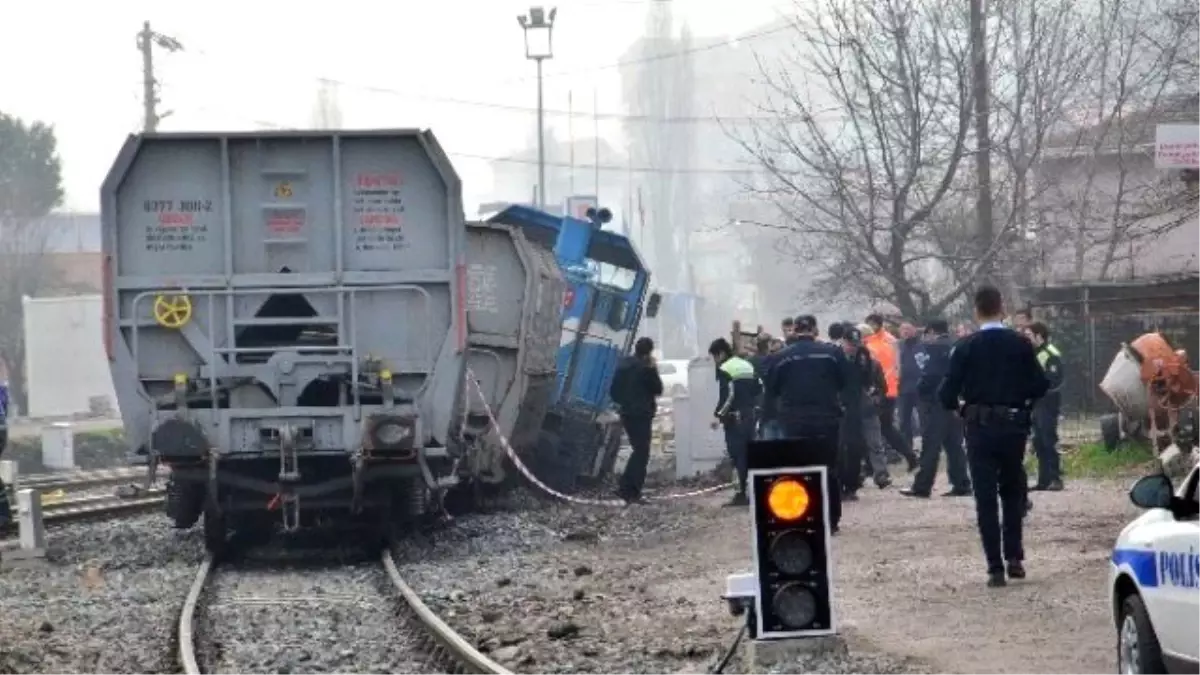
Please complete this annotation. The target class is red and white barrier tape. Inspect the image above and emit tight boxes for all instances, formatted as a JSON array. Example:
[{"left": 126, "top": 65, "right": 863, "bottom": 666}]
[{"left": 463, "top": 370, "right": 732, "bottom": 507}]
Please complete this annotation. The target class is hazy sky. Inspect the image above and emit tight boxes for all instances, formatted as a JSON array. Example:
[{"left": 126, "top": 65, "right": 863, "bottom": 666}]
[{"left": 1, "top": 0, "right": 789, "bottom": 213}]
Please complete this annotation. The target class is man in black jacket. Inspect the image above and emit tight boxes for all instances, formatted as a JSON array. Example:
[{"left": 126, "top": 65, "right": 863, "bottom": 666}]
[
  {"left": 763, "top": 316, "right": 851, "bottom": 532},
  {"left": 839, "top": 326, "right": 893, "bottom": 497},
  {"left": 609, "top": 337, "right": 664, "bottom": 503}
]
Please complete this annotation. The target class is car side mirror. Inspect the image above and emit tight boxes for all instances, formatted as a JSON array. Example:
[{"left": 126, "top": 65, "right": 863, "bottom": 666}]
[
  {"left": 1129, "top": 474, "right": 1174, "bottom": 510},
  {"left": 645, "top": 292, "right": 661, "bottom": 319}
]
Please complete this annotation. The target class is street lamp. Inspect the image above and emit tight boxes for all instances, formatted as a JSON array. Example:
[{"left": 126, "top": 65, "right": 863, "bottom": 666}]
[{"left": 518, "top": 6, "right": 557, "bottom": 211}]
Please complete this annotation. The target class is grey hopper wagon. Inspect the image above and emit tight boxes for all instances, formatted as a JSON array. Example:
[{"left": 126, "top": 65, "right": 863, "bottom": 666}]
[
  {"left": 102, "top": 130, "right": 470, "bottom": 553},
  {"left": 457, "top": 221, "right": 566, "bottom": 493}
]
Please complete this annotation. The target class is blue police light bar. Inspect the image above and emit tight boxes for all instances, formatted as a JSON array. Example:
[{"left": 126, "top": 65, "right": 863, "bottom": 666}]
[{"left": 747, "top": 465, "right": 838, "bottom": 640}]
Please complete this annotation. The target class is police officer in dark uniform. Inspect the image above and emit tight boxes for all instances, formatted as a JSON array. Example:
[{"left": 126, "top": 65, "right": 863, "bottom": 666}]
[
  {"left": 709, "top": 338, "right": 761, "bottom": 506},
  {"left": 1025, "top": 321, "right": 1065, "bottom": 491},
  {"left": 939, "top": 286, "right": 1049, "bottom": 587},
  {"left": 763, "top": 315, "right": 851, "bottom": 533},
  {"left": 901, "top": 319, "right": 972, "bottom": 498}
]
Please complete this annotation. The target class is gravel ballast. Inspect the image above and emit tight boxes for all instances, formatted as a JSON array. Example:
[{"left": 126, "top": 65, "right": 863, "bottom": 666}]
[
  {"left": 195, "top": 547, "right": 430, "bottom": 674},
  {"left": 0, "top": 514, "right": 204, "bottom": 674},
  {"left": 2, "top": 459, "right": 1142, "bottom": 674}
]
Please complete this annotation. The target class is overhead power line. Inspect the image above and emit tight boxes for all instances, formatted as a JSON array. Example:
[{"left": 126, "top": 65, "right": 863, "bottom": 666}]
[
  {"left": 177, "top": 21, "right": 805, "bottom": 124},
  {"left": 182, "top": 106, "right": 765, "bottom": 175}
]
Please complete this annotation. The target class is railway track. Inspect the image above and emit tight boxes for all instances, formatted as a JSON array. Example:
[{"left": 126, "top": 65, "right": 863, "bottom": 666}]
[
  {"left": 0, "top": 490, "right": 166, "bottom": 550},
  {"left": 177, "top": 541, "right": 510, "bottom": 675}
]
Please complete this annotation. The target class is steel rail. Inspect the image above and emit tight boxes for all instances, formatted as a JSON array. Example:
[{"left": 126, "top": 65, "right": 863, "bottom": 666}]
[
  {"left": 177, "top": 548, "right": 509, "bottom": 675},
  {"left": 177, "top": 556, "right": 211, "bottom": 675},
  {"left": 381, "top": 546, "right": 511, "bottom": 674}
]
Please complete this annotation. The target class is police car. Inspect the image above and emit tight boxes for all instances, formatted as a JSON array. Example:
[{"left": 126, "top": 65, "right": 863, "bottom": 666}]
[{"left": 1110, "top": 461, "right": 1199, "bottom": 674}]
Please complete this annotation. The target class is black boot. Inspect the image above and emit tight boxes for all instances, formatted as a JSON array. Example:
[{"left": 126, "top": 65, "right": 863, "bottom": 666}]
[
  {"left": 987, "top": 570, "right": 1007, "bottom": 588},
  {"left": 1007, "top": 561, "right": 1026, "bottom": 579}
]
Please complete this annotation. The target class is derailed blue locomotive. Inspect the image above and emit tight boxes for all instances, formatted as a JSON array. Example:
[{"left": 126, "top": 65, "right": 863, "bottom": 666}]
[{"left": 484, "top": 205, "right": 659, "bottom": 494}]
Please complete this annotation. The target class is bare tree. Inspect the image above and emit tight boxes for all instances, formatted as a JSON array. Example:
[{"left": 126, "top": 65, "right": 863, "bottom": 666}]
[
  {"left": 733, "top": 0, "right": 979, "bottom": 318},
  {"left": 1034, "top": 0, "right": 1198, "bottom": 281},
  {"left": 0, "top": 112, "right": 65, "bottom": 413},
  {"left": 932, "top": 0, "right": 1096, "bottom": 296}
]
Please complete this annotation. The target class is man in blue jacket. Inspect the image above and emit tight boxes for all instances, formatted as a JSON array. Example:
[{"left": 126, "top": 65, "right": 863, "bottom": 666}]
[
  {"left": 896, "top": 321, "right": 923, "bottom": 463},
  {"left": 901, "top": 319, "right": 972, "bottom": 498}
]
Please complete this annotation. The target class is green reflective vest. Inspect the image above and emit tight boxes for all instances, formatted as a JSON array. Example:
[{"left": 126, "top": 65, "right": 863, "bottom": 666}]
[
  {"left": 1036, "top": 343, "right": 1061, "bottom": 369},
  {"left": 719, "top": 356, "right": 756, "bottom": 380}
]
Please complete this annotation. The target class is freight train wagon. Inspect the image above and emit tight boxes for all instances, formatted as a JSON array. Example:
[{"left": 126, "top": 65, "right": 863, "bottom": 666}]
[
  {"left": 102, "top": 130, "right": 509, "bottom": 553},
  {"left": 455, "top": 220, "right": 567, "bottom": 495}
]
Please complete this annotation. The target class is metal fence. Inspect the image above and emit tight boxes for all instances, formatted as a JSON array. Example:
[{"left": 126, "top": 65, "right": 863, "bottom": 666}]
[{"left": 1026, "top": 274, "right": 1200, "bottom": 440}]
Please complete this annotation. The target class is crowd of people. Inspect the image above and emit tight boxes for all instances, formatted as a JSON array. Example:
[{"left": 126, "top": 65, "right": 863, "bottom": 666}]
[
  {"left": 604, "top": 283, "right": 1065, "bottom": 583},
  {"left": 612, "top": 286, "right": 1063, "bottom": 587}
]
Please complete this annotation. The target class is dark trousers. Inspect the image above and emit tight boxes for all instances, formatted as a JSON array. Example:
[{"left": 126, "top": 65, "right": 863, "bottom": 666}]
[
  {"left": 912, "top": 402, "right": 971, "bottom": 493},
  {"left": 723, "top": 411, "right": 756, "bottom": 495},
  {"left": 896, "top": 391, "right": 920, "bottom": 448},
  {"left": 878, "top": 397, "right": 918, "bottom": 464},
  {"left": 0, "top": 428, "right": 9, "bottom": 522},
  {"left": 839, "top": 416, "right": 867, "bottom": 493},
  {"left": 1031, "top": 397, "right": 1062, "bottom": 485},
  {"left": 965, "top": 424, "right": 1028, "bottom": 572},
  {"left": 618, "top": 413, "right": 654, "bottom": 498},
  {"left": 781, "top": 420, "right": 843, "bottom": 530}
]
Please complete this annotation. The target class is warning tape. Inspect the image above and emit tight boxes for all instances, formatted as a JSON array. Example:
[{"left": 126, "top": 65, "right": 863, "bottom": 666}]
[{"left": 462, "top": 369, "right": 732, "bottom": 507}]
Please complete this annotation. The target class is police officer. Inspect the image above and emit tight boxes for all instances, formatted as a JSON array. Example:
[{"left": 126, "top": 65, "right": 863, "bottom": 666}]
[
  {"left": 901, "top": 319, "right": 972, "bottom": 498},
  {"left": 1024, "top": 322, "right": 1064, "bottom": 491},
  {"left": 939, "top": 286, "right": 1049, "bottom": 587},
  {"left": 709, "top": 338, "right": 761, "bottom": 506},
  {"left": 763, "top": 315, "right": 850, "bottom": 533}
]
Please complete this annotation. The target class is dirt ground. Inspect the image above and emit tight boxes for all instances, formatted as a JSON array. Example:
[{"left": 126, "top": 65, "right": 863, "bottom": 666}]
[
  {"left": 420, "top": 469, "right": 1140, "bottom": 674},
  {"left": 698, "top": 477, "right": 1133, "bottom": 673}
]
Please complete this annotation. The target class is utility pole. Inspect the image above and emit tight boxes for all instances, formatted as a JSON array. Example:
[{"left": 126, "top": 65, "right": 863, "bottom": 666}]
[
  {"left": 969, "top": 0, "right": 995, "bottom": 285},
  {"left": 137, "top": 21, "right": 183, "bottom": 132}
]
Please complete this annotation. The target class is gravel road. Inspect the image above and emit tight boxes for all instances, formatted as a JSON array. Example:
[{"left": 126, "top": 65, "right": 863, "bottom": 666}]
[{"left": 1, "top": 468, "right": 1140, "bottom": 674}]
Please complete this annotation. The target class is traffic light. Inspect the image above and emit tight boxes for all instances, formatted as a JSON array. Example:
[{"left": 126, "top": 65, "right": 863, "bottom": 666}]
[{"left": 747, "top": 464, "right": 835, "bottom": 639}]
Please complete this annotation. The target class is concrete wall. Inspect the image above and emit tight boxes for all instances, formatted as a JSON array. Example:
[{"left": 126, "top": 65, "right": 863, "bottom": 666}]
[{"left": 21, "top": 295, "right": 117, "bottom": 418}]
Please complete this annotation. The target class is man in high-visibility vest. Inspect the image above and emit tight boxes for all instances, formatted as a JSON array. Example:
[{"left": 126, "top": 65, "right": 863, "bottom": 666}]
[
  {"left": 864, "top": 315, "right": 919, "bottom": 470},
  {"left": 708, "top": 338, "right": 761, "bottom": 506},
  {"left": 1023, "top": 322, "right": 1064, "bottom": 491}
]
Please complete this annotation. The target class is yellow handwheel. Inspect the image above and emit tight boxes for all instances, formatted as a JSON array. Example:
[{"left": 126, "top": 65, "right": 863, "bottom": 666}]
[{"left": 153, "top": 294, "right": 193, "bottom": 329}]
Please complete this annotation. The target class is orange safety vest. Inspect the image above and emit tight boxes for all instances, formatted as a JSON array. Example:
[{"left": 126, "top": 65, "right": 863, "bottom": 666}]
[{"left": 864, "top": 330, "right": 900, "bottom": 398}]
